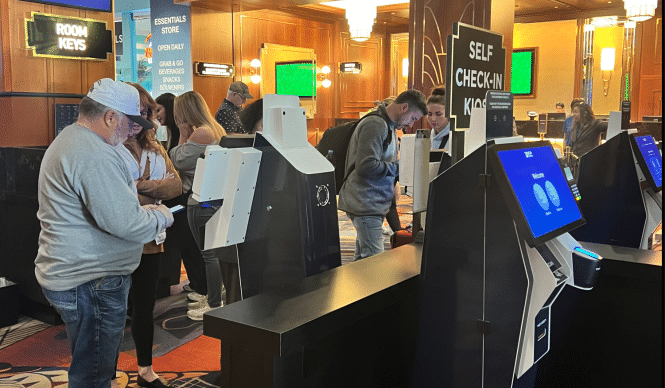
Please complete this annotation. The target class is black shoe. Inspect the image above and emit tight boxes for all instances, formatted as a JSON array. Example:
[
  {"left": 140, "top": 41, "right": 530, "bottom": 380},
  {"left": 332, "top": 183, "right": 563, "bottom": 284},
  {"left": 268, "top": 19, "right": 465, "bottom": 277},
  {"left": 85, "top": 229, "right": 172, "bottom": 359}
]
[{"left": 137, "top": 374, "right": 172, "bottom": 388}]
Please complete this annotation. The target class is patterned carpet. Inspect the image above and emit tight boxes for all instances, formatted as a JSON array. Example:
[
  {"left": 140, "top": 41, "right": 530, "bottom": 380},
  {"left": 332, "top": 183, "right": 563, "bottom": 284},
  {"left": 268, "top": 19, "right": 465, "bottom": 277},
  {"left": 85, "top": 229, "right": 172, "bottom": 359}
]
[{"left": 0, "top": 196, "right": 415, "bottom": 388}]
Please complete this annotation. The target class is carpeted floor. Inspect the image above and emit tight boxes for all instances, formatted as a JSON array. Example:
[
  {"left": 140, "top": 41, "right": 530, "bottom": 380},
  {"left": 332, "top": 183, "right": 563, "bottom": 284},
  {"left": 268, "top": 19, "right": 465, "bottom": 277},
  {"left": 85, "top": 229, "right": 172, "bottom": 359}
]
[{"left": 0, "top": 196, "right": 416, "bottom": 387}]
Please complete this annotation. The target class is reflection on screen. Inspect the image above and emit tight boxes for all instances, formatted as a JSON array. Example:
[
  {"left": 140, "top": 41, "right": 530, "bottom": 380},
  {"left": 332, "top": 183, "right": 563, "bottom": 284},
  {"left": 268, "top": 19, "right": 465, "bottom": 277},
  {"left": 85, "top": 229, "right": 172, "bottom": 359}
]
[
  {"left": 634, "top": 135, "right": 662, "bottom": 189},
  {"left": 497, "top": 146, "right": 583, "bottom": 238}
]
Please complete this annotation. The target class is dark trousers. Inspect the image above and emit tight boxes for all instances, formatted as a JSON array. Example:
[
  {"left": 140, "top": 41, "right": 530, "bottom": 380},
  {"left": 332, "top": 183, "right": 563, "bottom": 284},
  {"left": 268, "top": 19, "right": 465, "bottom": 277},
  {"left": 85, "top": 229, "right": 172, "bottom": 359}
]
[
  {"left": 129, "top": 252, "right": 162, "bottom": 367},
  {"left": 187, "top": 198, "right": 242, "bottom": 306},
  {"left": 385, "top": 196, "right": 402, "bottom": 231},
  {"left": 164, "top": 194, "right": 207, "bottom": 296}
]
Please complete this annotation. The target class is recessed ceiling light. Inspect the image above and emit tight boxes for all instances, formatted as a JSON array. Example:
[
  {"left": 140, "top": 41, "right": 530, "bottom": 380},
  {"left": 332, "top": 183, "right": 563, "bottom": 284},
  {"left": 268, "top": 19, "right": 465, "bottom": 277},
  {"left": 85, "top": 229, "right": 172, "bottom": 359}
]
[{"left": 555, "top": 5, "right": 559, "bottom": 8}]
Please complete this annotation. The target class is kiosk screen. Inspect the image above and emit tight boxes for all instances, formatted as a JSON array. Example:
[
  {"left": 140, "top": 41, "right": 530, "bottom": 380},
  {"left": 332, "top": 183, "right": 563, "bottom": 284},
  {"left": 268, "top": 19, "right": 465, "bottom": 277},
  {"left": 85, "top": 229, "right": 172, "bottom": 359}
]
[
  {"left": 489, "top": 141, "right": 586, "bottom": 247},
  {"left": 629, "top": 134, "right": 662, "bottom": 192}
]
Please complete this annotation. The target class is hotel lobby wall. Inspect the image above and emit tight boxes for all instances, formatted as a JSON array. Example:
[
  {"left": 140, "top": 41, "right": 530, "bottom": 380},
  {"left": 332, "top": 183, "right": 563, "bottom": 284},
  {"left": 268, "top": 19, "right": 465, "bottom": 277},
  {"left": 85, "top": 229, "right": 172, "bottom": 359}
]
[
  {"left": 0, "top": 0, "right": 115, "bottom": 146},
  {"left": 189, "top": 5, "right": 395, "bottom": 144},
  {"left": 513, "top": 20, "right": 578, "bottom": 120},
  {"left": 633, "top": 12, "right": 662, "bottom": 120},
  {"left": 513, "top": 13, "right": 662, "bottom": 121}
]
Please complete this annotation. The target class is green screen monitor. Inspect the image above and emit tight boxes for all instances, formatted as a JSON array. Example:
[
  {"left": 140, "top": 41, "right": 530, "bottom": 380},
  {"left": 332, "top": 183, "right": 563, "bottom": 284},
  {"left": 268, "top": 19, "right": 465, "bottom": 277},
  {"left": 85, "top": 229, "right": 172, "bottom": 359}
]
[
  {"left": 511, "top": 49, "right": 536, "bottom": 96},
  {"left": 275, "top": 61, "right": 316, "bottom": 98}
]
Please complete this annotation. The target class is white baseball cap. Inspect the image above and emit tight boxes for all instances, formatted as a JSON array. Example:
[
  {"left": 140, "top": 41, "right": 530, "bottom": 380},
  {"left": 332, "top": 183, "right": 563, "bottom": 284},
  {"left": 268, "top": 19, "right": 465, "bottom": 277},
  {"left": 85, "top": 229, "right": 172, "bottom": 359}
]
[{"left": 86, "top": 78, "right": 154, "bottom": 129}]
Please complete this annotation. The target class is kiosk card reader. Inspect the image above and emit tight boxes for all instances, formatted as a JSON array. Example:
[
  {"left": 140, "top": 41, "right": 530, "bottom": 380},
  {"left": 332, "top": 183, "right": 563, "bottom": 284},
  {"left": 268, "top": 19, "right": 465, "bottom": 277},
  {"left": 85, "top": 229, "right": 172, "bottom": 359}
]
[
  {"left": 413, "top": 139, "right": 600, "bottom": 387},
  {"left": 191, "top": 94, "right": 342, "bottom": 301}
]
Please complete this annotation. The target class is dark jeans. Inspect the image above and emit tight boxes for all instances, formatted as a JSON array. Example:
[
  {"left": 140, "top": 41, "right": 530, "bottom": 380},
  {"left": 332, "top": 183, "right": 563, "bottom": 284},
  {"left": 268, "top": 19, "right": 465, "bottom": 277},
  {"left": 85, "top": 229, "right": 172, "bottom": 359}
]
[
  {"left": 164, "top": 194, "right": 207, "bottom": 296},
  {"left": 129, "top": 252, "right": 162, "bottom": 367},
  {"left": 42, "top": 275, "right": 131, "bottom": 388},
  {"left": 187, "top": 198, "right": 243, "bottom": 307},
  {"left": 385, "top": 196, "right": 402, "bottom": 231}
]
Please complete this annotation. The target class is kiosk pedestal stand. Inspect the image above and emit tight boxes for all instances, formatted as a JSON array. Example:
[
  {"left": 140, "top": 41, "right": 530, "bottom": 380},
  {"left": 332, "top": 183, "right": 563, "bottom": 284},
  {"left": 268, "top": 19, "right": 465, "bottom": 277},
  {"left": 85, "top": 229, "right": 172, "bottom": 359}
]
[{"left": 413, "top": 140, "right": 600, "bottom": 387}]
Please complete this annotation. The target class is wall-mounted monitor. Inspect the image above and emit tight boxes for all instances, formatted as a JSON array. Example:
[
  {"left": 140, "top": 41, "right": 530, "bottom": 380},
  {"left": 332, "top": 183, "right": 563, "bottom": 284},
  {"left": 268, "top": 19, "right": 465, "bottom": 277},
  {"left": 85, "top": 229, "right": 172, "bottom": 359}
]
[
  {"left": 629, "top": 134, "right": 662, "bottom": 192},
  {"left": 511, "top": 48, "right": 536, "bottom": 97},
  {"left": 20, "top": 0, "right": 112, "bottom": 12},
  {"left": 488, "top": 141, "right": 585, "bottom": 247},
  {"left": 275, "top": 61, "right": 316, "bottom": 98}
]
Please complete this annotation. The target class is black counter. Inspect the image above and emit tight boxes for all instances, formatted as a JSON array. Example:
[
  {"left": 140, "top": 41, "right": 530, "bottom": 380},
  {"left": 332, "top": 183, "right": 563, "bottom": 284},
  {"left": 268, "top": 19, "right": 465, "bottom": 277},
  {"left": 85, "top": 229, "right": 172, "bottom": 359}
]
[{"left": 204, "top": 243, "right": 422, "bottom": 388}]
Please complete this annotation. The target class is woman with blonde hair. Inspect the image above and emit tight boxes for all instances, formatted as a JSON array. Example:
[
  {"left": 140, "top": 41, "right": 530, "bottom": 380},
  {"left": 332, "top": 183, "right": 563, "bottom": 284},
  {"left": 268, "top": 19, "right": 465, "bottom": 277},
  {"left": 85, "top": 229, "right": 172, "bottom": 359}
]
[
  {"left": 118, "top": 83, "right": 181, "bottom": 388},
  {"left": 169, "top": 91, "right": 230, "bottom": 320}
]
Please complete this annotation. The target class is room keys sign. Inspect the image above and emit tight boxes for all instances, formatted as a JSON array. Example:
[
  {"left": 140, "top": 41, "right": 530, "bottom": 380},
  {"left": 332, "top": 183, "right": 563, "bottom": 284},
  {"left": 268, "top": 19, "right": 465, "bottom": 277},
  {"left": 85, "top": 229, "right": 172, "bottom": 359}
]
[{"left": 26, "top": 13, "right": 113, "bottom": 60}]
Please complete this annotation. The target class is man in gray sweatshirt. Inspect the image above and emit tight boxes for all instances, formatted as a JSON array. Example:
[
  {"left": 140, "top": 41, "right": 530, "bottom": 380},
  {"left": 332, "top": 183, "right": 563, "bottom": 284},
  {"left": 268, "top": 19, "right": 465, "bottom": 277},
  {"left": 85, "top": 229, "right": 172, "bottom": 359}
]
[
  {"left": 338, "top": 90, "right": 427, "bottom": 261},
  {"left": 35, "top": 78, "right": 174, "bottom": 388}
]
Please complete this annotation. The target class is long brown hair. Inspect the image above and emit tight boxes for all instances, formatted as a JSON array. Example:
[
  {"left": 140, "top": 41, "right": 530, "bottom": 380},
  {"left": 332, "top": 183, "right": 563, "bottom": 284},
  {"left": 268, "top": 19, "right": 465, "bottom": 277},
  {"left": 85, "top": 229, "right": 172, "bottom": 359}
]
[
  {"left": 573, "top": 102, "right": 596, "bottom": 129},
  {"left": 127, "top": 82, "right": 160, "bottom": 153},
  {"left": 173, "top": 91, "right": 226, "bottom": 141}
]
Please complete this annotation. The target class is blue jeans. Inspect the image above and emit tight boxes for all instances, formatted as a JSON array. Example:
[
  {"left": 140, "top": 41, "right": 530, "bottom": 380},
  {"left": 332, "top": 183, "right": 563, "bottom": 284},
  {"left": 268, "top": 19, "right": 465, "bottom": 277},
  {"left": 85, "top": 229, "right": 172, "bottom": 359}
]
[
  {"left": 349, "top": 215, "right": 385, "bottom": 261},
  {"left": 42, "top": 275, "right": 131, "bottom": 388},
  {"left": 187, "top": 201, "right": 224, "bottom": 308}
]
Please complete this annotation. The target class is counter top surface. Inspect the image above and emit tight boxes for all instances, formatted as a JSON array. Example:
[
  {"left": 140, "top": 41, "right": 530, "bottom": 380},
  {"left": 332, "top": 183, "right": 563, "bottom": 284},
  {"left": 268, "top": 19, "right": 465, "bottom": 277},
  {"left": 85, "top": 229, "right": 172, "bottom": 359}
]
[{"left": 579, "top": 241, "right": 662, "bottom": 266}]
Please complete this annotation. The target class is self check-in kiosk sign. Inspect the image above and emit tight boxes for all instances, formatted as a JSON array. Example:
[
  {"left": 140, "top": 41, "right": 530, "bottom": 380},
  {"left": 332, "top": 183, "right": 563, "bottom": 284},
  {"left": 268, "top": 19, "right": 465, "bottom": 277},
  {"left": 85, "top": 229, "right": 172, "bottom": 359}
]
[
  {"left": 446, "top": 23, "right": 506, "bottom": 130},
  {"left": 25, "top": 13, "right": 112, "bottom": 60}
]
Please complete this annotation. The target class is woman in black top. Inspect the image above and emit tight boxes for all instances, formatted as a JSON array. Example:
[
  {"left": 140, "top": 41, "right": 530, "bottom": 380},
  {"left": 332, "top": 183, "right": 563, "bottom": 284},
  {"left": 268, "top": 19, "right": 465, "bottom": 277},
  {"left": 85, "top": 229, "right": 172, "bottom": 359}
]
[{"left": 571, "top": 103, "right": 607, "bottom": 157}]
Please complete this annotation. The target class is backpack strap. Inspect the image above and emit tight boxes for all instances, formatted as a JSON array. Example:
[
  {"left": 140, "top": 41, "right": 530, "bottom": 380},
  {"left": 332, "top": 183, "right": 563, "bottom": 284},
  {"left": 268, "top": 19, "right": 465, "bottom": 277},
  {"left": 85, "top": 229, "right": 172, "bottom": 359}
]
[{"left": 342, "top": 111, "right": 393, "bottom": 186}]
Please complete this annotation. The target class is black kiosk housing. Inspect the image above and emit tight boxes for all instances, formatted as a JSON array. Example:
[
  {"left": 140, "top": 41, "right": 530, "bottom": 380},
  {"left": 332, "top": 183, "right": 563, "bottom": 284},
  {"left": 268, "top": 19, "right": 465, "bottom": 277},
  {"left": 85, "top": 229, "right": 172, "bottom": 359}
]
[{"left": 413, "top": 140, "right": 596, "bottom": 387}]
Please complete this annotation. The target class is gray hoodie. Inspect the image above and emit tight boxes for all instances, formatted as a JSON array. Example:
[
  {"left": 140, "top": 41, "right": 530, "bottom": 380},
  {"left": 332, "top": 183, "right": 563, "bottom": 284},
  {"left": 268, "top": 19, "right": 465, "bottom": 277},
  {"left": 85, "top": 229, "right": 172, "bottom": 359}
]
[{"left": 338, "top": 104, "right": 398, "bottom": 217}]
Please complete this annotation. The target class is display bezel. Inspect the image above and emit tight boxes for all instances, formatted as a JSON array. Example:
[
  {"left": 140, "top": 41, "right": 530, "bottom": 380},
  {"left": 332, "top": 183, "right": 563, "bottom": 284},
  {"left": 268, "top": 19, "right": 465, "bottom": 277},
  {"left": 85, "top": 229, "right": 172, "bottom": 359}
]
[
  {"left": 20, "top": 0, "right": 112, "bottom": 12},
  {"left": 628, "top": 133, "right": 662, "bottom": 192},
  {"left": 487, "top": 140, "right": 586, "bottom": 247}
]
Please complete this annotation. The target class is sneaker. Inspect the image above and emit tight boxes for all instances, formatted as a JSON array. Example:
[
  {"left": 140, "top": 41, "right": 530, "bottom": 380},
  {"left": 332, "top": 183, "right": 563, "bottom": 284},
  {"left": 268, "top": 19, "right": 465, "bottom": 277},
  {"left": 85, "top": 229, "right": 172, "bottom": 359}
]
[
  {"left": 187, "top": 292, "right": 206, "bottom": 302},
  {"left": 187, "top": 302, "right": 213, "bottom": 321},
  {"left": 188, "top": 296, "right": 207, "bottom": 310}
]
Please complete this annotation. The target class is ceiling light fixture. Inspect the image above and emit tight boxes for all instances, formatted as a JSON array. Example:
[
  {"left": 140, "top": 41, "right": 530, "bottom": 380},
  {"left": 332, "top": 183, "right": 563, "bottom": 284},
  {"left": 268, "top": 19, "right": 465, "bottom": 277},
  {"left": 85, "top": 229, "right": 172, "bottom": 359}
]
[{"left": 623, "top": 0, "right": 657, "bottom": 22}]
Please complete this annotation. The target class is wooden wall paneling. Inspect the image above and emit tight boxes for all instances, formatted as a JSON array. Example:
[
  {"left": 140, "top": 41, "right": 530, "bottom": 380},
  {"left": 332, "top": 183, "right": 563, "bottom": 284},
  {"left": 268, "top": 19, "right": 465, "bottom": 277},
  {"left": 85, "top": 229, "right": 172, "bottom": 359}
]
[
  {"left": 11, "top": 0, "right": 48, "bottom": 93},
  {"left": 1, "top": 0, "right": 11, "bottom": 91},
  {"left": 81, "top": 10, "right": 115, "bottom": 93},
  {"left": 191, "top": 6, "right": 233, "bottom": 114},
  {"left": 2, "top": 97, "right": 49, "bottom": 146},
  {"left": 46, "top": 6, "right": 84, "bottom": 95},
  {"left": 339, "top": 33, "right": 383, "bottom": 117},
  {"left": 636, "top": 15, "right": 663, "bottom": 119}
]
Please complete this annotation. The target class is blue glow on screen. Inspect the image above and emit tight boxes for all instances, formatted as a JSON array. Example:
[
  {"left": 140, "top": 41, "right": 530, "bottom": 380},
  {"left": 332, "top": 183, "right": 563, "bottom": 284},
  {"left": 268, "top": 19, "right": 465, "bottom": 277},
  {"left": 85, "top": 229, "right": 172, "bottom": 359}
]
[
  {"left": 497, "top": 146, "right": 583, "bottom": 238},
  {"left": 634, "top": 135, "right": 662, "bottom": 188},
  {"left": 34, "top": 0, "right": 111, "bottom": 11}
]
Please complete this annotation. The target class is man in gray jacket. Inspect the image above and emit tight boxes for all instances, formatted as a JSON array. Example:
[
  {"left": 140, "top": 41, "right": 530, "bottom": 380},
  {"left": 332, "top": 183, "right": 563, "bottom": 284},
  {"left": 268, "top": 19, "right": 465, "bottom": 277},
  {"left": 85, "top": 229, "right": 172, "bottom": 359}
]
[
  {"left": 35, "top": 78, "right": 174, "bottom": 388},
  {"left": 338, "top": 89, "right": 427, "bottom": 261}
]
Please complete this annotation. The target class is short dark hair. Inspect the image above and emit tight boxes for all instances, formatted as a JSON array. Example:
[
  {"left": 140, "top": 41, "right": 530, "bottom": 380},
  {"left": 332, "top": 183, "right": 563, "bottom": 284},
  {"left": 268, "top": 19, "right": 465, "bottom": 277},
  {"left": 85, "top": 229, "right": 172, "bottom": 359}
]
[
  {"left": 394, "top": 89, "right": 427, "bottom": 116},
  {"left": 78, "top": 96, "right": 111, "bottom": 120},
  {"left": 556, "top": 101, "right": 565, "bottom": 108}
]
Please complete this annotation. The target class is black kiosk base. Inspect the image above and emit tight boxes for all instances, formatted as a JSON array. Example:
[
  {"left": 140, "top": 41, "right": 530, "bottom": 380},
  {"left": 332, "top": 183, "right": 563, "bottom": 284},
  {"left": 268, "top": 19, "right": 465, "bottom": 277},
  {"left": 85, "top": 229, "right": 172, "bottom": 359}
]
[{"left": 203, "top": 244, "right": 421, "bottom": 388}]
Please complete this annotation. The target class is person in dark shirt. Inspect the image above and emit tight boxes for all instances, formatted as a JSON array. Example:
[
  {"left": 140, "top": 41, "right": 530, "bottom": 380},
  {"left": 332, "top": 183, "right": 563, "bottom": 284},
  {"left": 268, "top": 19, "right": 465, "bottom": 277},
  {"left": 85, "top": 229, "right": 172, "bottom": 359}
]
[
  {"left": 571, "top": 102, "right": 608, "bottom": 157},
  {"left": 215, "top": 81, "right": 253, "bottom": 133},
  {"left": 563, "top": 98, "right": 585, "bottom": 147}
]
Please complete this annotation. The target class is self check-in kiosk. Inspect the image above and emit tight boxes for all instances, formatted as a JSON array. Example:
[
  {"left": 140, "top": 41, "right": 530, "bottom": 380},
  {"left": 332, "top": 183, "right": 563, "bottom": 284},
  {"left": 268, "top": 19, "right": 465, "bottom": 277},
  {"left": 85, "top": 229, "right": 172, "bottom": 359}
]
[
  {"left": 570, "top": 130, "right": 662, "bottom": 249},
  {"left": 191, "top": 94, "right": 341, "bottom": 301},
  {"left": 412, "top": 139, "right": 601, "bottom": 388}
]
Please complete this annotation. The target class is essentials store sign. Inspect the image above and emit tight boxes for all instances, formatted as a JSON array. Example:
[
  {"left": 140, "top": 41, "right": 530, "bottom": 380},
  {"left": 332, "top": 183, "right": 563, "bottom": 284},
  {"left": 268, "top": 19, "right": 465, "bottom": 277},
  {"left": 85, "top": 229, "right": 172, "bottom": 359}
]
[
  {"left": 446, "top": 22, "right": 506, "bottom": 130},
  {"left": 25, "top": 13, "right": 113, "bottom": 60}
]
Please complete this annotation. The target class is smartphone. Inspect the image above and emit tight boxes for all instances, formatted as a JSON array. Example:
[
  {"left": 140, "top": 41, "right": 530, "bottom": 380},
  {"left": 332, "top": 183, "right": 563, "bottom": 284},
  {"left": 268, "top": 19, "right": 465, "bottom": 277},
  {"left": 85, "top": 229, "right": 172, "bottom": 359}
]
[{"left": 170, "top": 204, "right": 185, "bottom": 214}]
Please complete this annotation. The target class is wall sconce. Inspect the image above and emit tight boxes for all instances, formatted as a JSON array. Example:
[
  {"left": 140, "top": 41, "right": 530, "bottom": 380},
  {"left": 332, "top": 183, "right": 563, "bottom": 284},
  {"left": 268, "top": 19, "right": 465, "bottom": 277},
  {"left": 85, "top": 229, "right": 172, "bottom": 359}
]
[
  {"left": 600, "top": 47, "right": 615, "bottom": 96},
  {"left": 319, "top": 65, "right": 332, "bottom": 88},
  {"left": 250, "top": 58, "right": 261, "bottom": 84}
]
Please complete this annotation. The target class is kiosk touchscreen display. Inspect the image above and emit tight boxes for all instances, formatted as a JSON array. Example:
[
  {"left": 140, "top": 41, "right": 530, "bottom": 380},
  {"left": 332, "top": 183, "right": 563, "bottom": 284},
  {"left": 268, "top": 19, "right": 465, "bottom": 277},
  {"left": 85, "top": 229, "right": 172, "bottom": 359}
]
[
  {"left": 629, "top": 134, "right": 662, "bottom": 192},
  {"left": 489, "top": 141, "right": 585, "bottom": 247}
]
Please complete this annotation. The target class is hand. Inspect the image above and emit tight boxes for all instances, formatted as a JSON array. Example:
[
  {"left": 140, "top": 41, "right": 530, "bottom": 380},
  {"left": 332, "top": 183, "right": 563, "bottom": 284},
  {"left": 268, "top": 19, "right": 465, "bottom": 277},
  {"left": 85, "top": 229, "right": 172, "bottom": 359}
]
[{"left": 144, "top": 204, "right": 174, "bottom": 228}]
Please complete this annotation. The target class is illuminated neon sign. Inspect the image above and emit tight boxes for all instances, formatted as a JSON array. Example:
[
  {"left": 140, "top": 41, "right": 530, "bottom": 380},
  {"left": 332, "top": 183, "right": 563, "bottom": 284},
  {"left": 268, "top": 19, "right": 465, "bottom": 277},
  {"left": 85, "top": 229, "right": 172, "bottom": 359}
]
[{"left": 25, "top": 13, "right": 113, "bottom": 60}]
